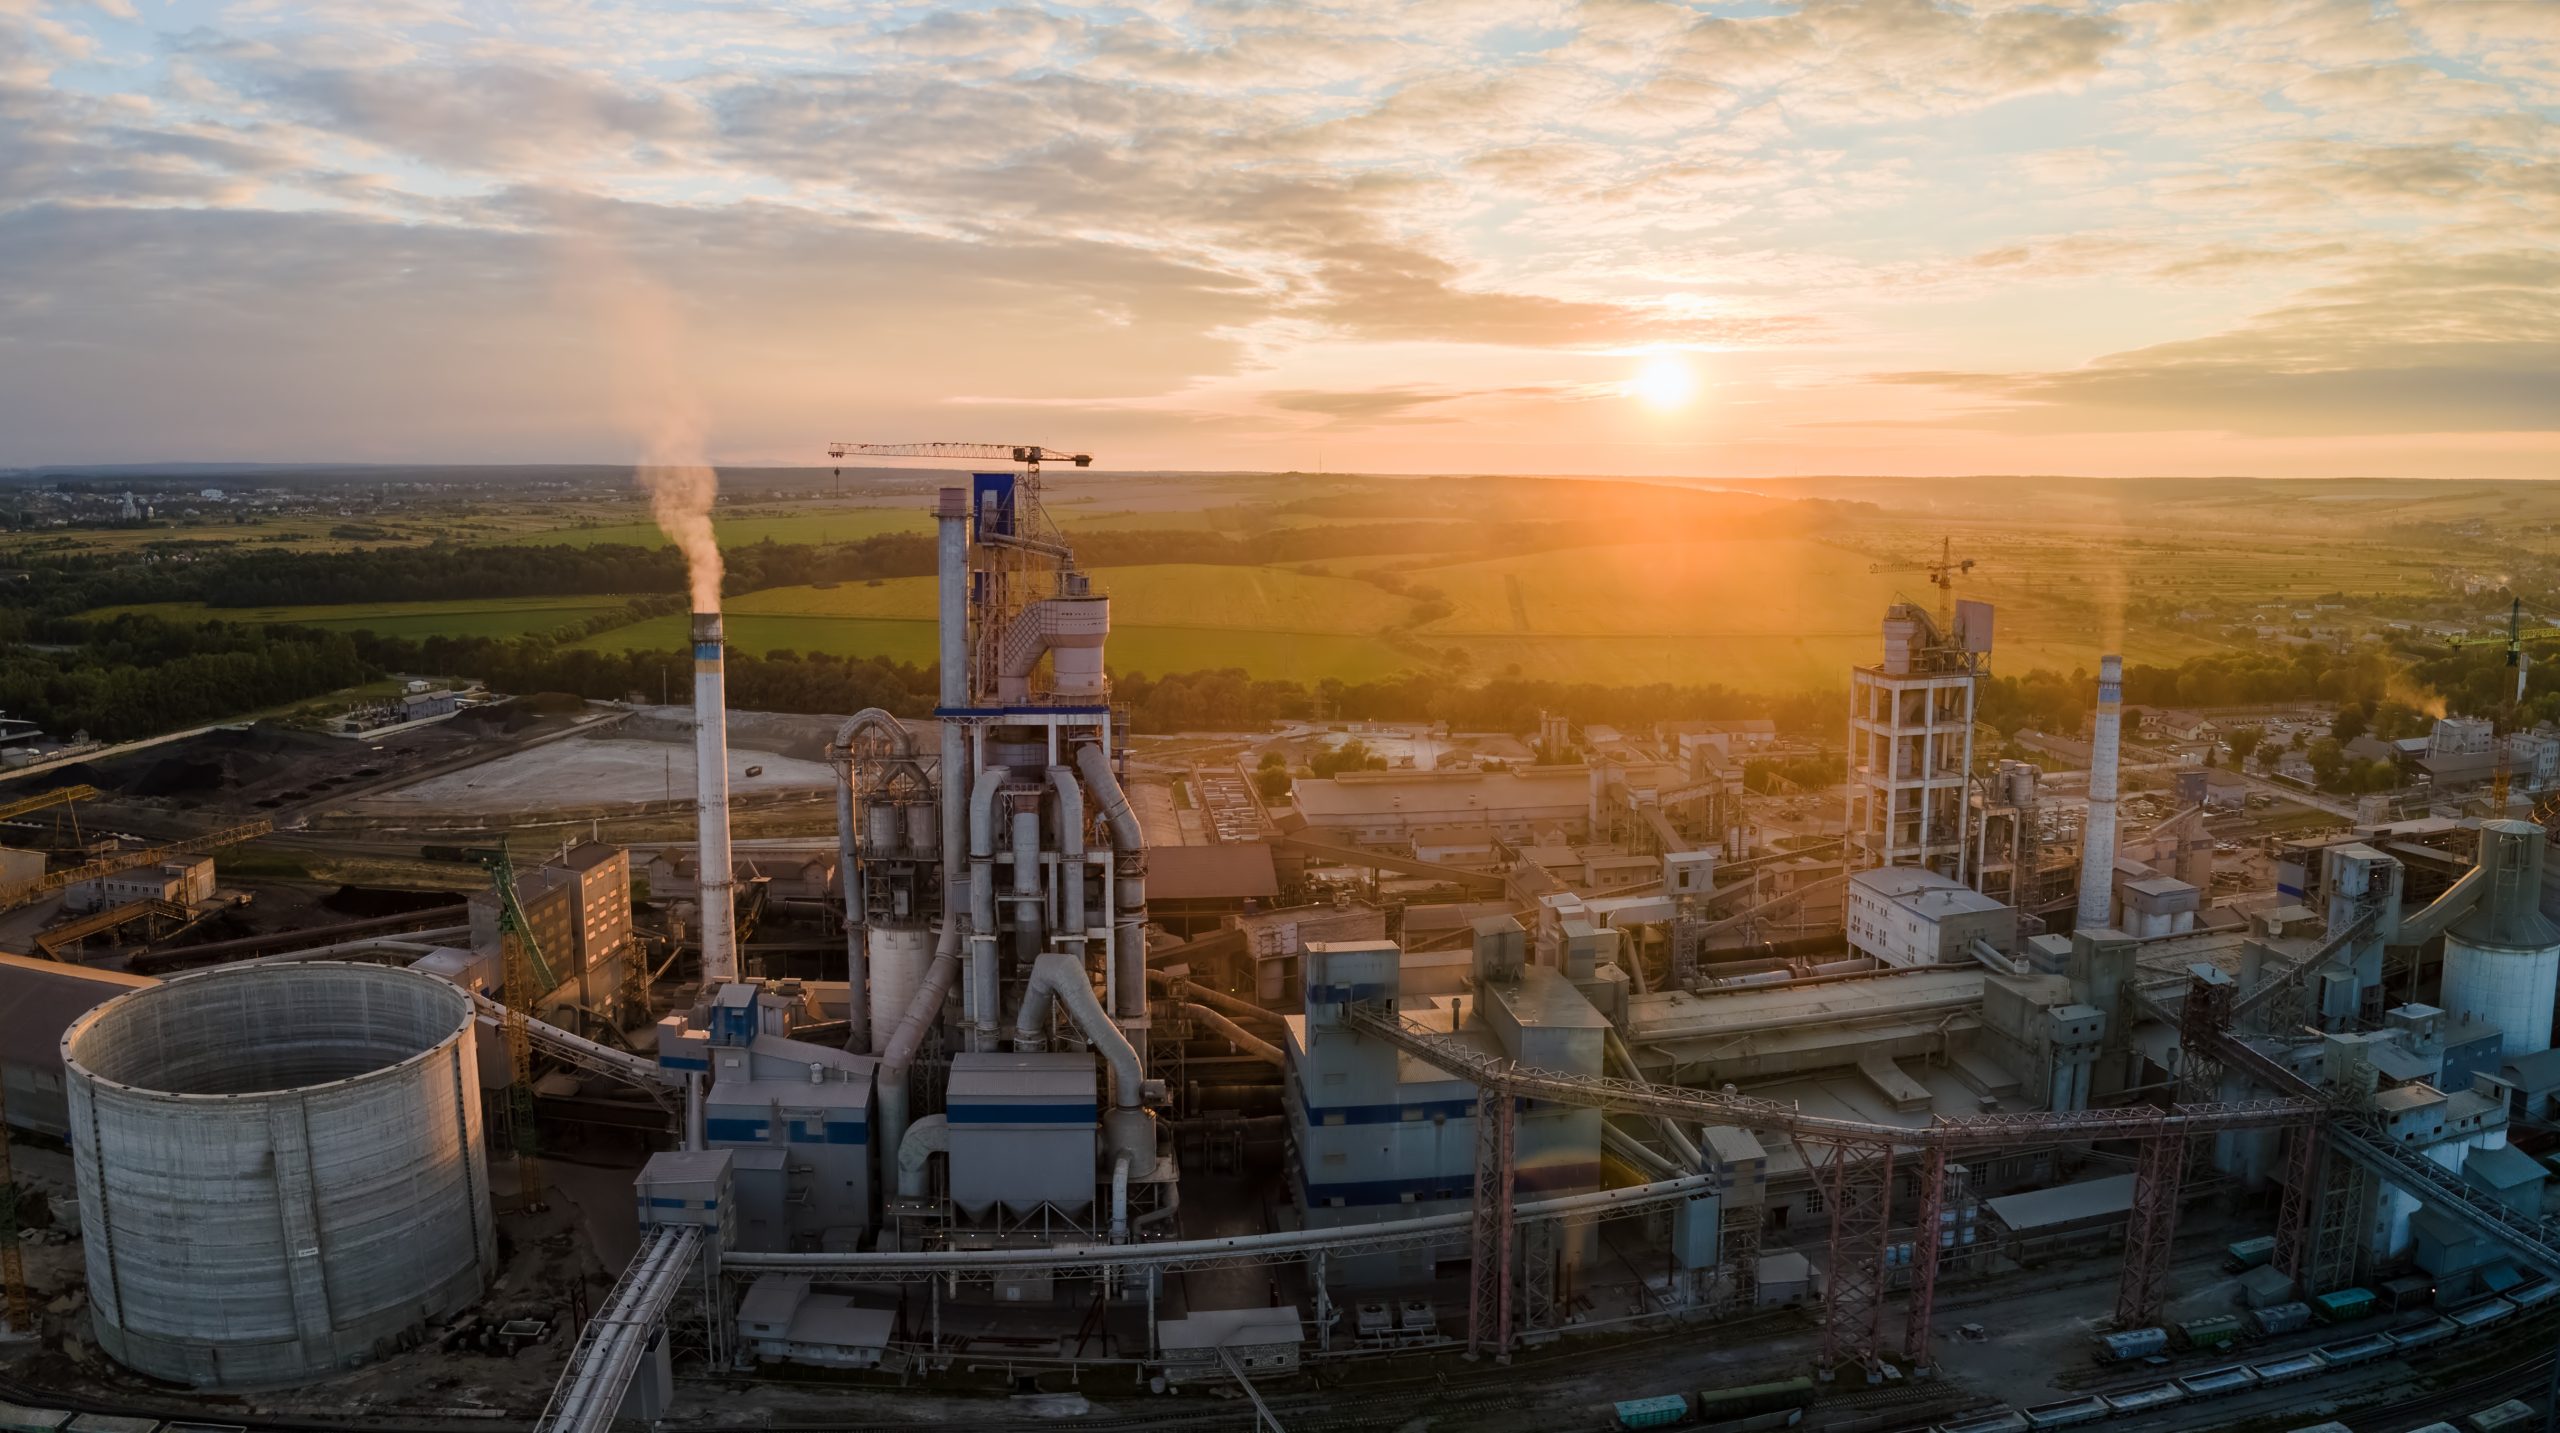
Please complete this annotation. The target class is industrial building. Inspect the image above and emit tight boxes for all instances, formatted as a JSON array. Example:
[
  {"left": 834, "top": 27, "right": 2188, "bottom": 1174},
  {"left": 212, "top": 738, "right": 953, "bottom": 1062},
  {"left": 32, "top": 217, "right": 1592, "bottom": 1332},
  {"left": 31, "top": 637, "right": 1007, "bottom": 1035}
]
[{"left": 17, "top": 479, "right": 2560, "bottom": 1433}]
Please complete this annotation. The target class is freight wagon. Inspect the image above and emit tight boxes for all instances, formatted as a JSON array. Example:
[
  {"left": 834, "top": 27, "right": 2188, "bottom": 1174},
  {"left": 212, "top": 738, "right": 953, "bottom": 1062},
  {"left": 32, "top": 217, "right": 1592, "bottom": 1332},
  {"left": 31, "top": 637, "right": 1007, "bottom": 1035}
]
[
  {"left": 1608, "top": 1377, "right": 1815, "bottom": 1430},
  {"left": 2225, "top": 1236, "right": 2279, "bottom": 1272},
  {"left": 2253, "top": 1300, "right": 2314, "bottom": 1337},
  {"left": 2311, "top": 1287, "right": 2376, "bottom": 1323},
  {"left": 2019, "top": 1394, "right": 2107, "bottom": 1428},
  {"left": 2469, "top": 1400, "right": 2538, "bottom": 1432},
  {"left": 2178, "top": 1314, "right": 2244, "bottom": 1351},
  {"left": 1934, "top": 1412, "right": 2030, "bottom": 1433},
  {"left": 2095, "top": 1326, "right": 2169, "bottom": 1362}
]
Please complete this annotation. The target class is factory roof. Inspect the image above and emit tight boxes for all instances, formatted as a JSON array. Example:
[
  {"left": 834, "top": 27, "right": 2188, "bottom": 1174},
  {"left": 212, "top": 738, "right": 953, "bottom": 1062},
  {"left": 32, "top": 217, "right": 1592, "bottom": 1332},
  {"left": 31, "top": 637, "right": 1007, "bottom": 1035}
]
[
  {"left": 2466, "top": 1143, "right": 2546, "bottom": 1192},
  {"left": 1157, "top": 1307, "right": 1303, "bottom": 1352},
  {"left": 1849, "top": 866, "right": 2008, "bottom": 919},
  {"left": 638, "top": 1149, "right": 735, "bottom": 1184},
  {"left": 709, "top": 1074, "right": 871, "bottom": 1112},
  {"left": 2374, "top": 1083, "right": 2442, "bottom": 1113},
  {"left": 1700, "top": 1125, "right": 1765, "bottom": 1169},
  {"left": 948, "top": 1051, "right": 1097, "bottom": 1103},
  {"left": 787, "top": 1296, "right": 895, "bottom": 1351},
  {"left": 2506, "top": 1048, "right": 2560, "bottom": 1090},
  {"left": 1292, "top": 767, "right": 1589, "bottom": 821},
  {"left": 1491, "top": 965, "right": 1610, "bottom": 1031},
  {"left": 2368, "top": 1045, "right": 2437, "bottom": 1084},
  {"left": 0, "top": 952, "right": 153, "bottom": 1070},
  {"left": 556, "top": 840, "right": 623, "bottom": 872},
  {"left": 1629, "top": 967, "right": 1986, "bottom": 1046},
  {"left": 1983, "top": 1173, "right": 2138, "bottom": 1233},
  {"left": 1147, "top": 843, "right": 1279, "bottom": 901},
  {"left": 738, "top": 1274, "right": 810, "bottom": 1328},
  {"left": 2124, "top": 875, "right": 2198, "bottom": 899}
]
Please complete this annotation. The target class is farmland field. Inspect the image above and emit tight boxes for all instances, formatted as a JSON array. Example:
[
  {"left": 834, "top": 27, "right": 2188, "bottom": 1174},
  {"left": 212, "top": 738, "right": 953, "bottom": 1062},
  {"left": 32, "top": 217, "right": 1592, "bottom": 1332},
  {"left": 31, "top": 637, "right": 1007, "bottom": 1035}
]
[
  {"left": 88, "top": 597, "right": 639, "bottom": 639},
  {"left": 483, "top": 508, "right": 932, "bottom": 548}
]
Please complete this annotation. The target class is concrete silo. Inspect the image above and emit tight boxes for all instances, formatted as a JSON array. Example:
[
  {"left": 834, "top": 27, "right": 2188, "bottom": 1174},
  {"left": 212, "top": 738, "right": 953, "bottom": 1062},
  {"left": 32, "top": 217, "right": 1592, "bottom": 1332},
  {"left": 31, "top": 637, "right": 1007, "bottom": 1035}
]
[
  {"left": 2438, "top": 819, "right": 2560, "bottom": 1057},
  {"left": 62, "top": 961, "right": 494, "bottom": 1387}
]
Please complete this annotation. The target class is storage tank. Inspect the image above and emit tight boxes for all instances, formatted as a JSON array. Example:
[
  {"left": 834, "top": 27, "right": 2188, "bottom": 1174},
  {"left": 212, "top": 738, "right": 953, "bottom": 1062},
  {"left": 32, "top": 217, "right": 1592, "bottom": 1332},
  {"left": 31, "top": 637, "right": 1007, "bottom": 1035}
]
[
  {"left": 63, "top": 962, "right": 493, "bottom": 1387},
  {"left": 2439, "top": 819, "right": 2560, "bottom": 1055},
  {"left": 867, "top": 924, "right": 934, "bottom": 1046}
]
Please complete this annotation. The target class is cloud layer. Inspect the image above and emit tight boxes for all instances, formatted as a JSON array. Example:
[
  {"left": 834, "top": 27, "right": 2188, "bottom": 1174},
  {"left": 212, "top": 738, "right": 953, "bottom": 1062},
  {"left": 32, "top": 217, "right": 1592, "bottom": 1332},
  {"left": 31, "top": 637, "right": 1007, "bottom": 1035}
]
[{"left": 1, "top": 0, "right": 2555, "bottom": 475}]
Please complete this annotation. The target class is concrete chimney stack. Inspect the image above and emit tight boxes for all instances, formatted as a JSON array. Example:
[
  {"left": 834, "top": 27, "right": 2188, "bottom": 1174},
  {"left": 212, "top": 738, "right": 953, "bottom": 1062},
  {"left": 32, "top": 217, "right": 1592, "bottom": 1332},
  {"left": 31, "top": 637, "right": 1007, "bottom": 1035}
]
[
  {"left": 693, "top": 611, "right": 738, "bottom": 985},
  {"left": 2076, "top": 654, "right": 2123, "bottom": 931}
]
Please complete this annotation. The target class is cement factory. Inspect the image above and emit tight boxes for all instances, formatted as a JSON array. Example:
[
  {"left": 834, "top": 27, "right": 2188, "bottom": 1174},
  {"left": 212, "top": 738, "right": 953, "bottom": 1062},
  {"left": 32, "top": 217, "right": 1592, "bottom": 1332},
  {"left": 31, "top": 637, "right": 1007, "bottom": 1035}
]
[{"left": 11, "top": 463, "right": 2560, "bottom": 1433}]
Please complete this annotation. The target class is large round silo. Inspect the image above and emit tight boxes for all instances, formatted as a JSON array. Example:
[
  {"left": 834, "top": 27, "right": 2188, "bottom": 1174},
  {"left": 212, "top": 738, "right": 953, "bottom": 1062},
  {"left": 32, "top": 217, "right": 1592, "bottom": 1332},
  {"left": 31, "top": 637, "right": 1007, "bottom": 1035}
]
[
  {"left": 63, "top": 961, "right": 494, "bottom": 1388},
  {"left": 2438, "top": 819, "right": 2560, "bottom": 1056},
  {"left": 867, "top": 923, "right": 933, "bottom": 1043}
]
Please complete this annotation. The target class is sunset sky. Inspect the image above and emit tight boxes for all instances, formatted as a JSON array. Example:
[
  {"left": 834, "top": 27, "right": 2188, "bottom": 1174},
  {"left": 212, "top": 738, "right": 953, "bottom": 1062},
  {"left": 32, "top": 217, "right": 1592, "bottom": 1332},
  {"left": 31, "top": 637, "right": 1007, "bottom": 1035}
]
[{"left": 4, "top": 0, "right": 2557, "bottom": 477}]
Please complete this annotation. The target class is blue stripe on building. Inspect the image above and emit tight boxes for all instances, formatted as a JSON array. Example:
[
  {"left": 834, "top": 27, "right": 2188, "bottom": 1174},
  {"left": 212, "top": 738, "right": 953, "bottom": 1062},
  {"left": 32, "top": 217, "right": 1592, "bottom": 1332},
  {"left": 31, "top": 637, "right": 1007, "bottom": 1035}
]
[
  {"left": 659, "top": 1055, "right": 709, "bottom": 1071},
  {"left": 948, "top": 1103, "right": 1100, "bottom": 1125},
  {"left": 643, "top": 1196, "right": 719, "bottom": 1210},
  {"left": 704, "top": 1117, "right": 767, "bottom": 1142}
]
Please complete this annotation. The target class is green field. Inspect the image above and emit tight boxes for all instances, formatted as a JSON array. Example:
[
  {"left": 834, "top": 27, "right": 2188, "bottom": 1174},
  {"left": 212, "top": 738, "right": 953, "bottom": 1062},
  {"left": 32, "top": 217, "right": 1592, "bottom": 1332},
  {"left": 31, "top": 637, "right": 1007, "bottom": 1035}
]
[
  {"left": 90, "top": 597, "right": 638, "bottom": 639},
  {"left": 574, "top": 612, "right": 1414, "bottom": 683},
  {"left": 486, "top": 508, "right": 932, "bottom": 548}
]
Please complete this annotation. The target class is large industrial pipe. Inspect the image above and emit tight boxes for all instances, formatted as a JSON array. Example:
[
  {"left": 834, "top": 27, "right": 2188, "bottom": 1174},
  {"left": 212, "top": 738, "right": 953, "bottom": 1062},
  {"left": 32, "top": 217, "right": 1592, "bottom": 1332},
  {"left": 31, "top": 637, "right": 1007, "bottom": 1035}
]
[
  {"left": 968, "top": 766, "right": 1005, "bottom": 1050},
  {"left": 2075, "top": 653, "right": 2123, "bottom": 932},
  {"left": 895, "top": 1113, "right": 948, "bottom": 1199},
  {"left": 1016, "top": 950, "right": 1144, "bottom": 1108},
  {"left": 729, "top": 1173, "right": 1718, "bottom": 1273},
  {"left": 1077, "top": 741, "right": 1143, "bottom": 851},
  {"left": 1049, "top": 766, "right": 1085, "bottom": 937},
  {"left": 1144, "top": 971, "right": 1281, "bottom": 1027},
  {"left": 693, "top": 612, "right": 738, "bottom": 985},
  {"left": 1173, "top": 1002, "right": 1284, "bottom": 1066},
  {"left": 876, "top": 915, "right": 961, "bottom": 1169},
  {"left": 1073, "top": 742, "right": 1148, "bottom": 1022}
]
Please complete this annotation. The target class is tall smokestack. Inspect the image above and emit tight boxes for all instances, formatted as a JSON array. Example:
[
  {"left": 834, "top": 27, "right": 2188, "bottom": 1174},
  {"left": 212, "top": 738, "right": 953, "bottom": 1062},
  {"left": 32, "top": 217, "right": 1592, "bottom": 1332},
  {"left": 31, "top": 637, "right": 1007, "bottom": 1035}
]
[
  {"left": 694, "top": 611, "right": 737, "bottom": 985},
  {"left": 2076, "top": 654, "right": 2123, "bottom": 931}
]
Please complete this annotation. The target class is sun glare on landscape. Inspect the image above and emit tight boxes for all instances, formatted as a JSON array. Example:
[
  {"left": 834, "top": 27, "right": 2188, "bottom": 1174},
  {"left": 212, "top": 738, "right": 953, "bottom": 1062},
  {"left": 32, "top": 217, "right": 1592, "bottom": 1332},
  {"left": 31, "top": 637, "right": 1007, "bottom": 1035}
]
[{"left": 1629, "top": 353, "right": 1698, "bottom": 411}]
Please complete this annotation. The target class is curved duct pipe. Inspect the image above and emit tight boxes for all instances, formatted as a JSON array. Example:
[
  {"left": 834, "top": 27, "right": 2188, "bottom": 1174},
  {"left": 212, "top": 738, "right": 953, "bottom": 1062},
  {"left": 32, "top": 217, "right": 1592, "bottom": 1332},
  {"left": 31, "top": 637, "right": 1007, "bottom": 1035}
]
[
  {"left": 1015, "top": 951, "right": 1144, "bottom": 1109},
  {"left": 1172, "top": 1002, "right": 1285, "bottom": 1066},
  {"left": 1049, "top": 766, "right": 1085, "bottom": 937},
  {"left": 1073, "top": 742, "right": 1148, "bottom": 1022},
  {"left": 1144, "top": 971, "right": 1281, "bottom": 1028},
  {"left": 1076, "top": 741, "right": 1143, "bottom": 850},
  {"left": 1110, "top": 1153, "right": 1131, "bottom": 1242},
  {"left": 876, "top": 914, "right": 962, "bottom": 1176},
  {"left": 968, "top": 766, "right": 1006, "bottom": 1050},
  {"left": 896, "top": 1113, "right": 949, "bottom": 1199},
  {"left": 832, "top": 709, "right": 916, "bottom": 1055}
]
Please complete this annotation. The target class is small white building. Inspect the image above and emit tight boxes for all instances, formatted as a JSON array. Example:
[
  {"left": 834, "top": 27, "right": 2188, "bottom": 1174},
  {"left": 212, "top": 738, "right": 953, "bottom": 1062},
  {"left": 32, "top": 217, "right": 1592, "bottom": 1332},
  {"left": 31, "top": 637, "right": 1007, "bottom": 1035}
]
[
  {"left": 2430, "top": 716, "right": 2495, "bottom": 760},
  {"left": 64, "top": 857, "right": 215, "bottom": 914},
  {"left": 1846, "top": 866, "right": 2017, "bottom": 968}
]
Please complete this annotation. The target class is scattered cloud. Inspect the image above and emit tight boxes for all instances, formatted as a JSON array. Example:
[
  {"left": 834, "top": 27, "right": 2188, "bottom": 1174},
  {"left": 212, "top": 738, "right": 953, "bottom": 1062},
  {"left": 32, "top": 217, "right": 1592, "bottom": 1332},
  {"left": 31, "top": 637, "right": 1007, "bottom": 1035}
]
[{"left": 0, "top": 0, "right": 2555, "bottom": 473}]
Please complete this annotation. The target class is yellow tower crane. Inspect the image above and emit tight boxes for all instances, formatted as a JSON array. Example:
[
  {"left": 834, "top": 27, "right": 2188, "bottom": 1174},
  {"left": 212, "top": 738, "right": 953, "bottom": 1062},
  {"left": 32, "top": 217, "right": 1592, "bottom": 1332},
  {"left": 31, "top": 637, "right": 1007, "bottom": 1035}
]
[
  {"left": 1869, "top": 536, "right": 1979, "bottom": 638},
  {"left": 0, "top": 1073, "right": 27, "bottom": 1336},
  {"left": 2443, "top": 599, "right": 2553, "bottom": 813},
  {"left": 475, "top": 846, "right": 561, "bottom": 1214}
]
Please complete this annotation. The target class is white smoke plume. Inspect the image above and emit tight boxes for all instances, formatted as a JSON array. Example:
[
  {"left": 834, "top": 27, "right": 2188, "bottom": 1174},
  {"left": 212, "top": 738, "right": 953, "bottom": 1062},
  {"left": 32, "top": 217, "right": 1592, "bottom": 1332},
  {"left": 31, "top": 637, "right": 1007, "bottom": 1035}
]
[
  {"left": 549, "top": 200, "right": 723, "bottom": 613},
  {"left": 640, "top": 450, "right": 724, "bottom": 614}
]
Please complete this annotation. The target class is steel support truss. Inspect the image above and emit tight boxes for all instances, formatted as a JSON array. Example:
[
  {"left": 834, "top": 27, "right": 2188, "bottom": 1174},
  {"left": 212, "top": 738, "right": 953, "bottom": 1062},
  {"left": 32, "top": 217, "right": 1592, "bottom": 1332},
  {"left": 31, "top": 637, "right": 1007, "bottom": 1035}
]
[
  {"left": 2116, "top": 1126, "right": 2187, "bottom": 1328},
  {"left": 1814, "top": 1138, "right": 1894, "bottom": 1378},
  {"left": 1904, "top": 1147, "right": 1948, "bottom": 1368},
  {"left": 1467, "top": 1083, "right": 1516, "bottom": 1360}
]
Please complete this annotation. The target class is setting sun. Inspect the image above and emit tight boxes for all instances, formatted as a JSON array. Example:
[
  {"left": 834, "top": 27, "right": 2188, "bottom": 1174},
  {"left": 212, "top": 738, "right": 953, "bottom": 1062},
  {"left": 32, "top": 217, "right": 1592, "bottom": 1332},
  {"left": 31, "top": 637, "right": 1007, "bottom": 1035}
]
[{"left": 1630, "top": 353, "right": 1698, "bottom": 411}]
